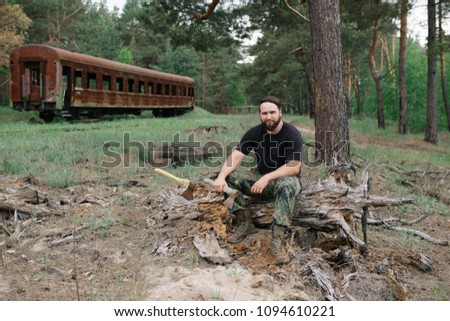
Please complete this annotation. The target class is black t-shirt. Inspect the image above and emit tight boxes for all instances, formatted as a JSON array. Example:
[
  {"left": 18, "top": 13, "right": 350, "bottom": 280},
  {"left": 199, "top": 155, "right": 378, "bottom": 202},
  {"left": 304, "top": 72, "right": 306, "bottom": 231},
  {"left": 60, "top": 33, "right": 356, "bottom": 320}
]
[{"left": 236, "top": 122, "right": 304, "bottom": 175}]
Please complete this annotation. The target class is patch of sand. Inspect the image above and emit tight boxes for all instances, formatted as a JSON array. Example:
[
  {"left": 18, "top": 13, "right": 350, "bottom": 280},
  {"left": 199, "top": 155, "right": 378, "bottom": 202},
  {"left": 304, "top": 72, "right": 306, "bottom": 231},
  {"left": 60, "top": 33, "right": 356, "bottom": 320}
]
[{"left": 144, "top": 263, "right": 310, "bottom": 301}]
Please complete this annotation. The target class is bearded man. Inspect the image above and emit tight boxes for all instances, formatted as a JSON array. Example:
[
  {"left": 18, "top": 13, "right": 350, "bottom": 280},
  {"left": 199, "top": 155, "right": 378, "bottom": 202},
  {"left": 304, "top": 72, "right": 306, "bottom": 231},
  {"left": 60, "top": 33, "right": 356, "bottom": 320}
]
[{"left": 213, "top": 96, "right": 304, "bottom": 265}]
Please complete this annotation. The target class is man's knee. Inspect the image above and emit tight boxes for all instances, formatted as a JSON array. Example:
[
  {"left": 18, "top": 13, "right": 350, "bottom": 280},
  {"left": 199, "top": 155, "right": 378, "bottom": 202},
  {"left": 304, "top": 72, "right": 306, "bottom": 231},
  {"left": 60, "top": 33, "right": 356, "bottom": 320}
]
[
  {"left": 227, "top": 174, "right": 255, "bottom": 194},
  {"left": 274, "top": 176, "right": 301, "bottom": 196}
]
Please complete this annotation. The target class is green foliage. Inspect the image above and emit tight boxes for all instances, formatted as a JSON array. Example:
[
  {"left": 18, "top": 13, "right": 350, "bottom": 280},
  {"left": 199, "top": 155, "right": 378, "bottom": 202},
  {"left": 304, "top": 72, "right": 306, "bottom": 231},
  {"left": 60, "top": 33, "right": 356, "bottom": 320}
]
[
  {"left": 198, "top": 47, "right": 246, "bottom": 111},
  {"left": 119, "top": 0, "right": 167, "bottom": 67},
  {"left": 117, "top": 47, "right": 133, "bottom": 64},
  {"left": 7, "top": 0, "right": 450, "bottom": 133},
  {"left": 88, "top": 208, "right": 117, "bottom": 230},
  {"left": 152, "top": 0, "right": 241, "bottom": 52},
  {"left": 75, "top": 3, "right": 123, "bottom": 60},
  {"left": 155, "top": 45, "right": 200, "bottom": 77},
  {"left": 17, "top": 0, "right": 86, "bottom": 46},
  {"left": 240, "top": 1, "right": 312, "bottom": 113}
]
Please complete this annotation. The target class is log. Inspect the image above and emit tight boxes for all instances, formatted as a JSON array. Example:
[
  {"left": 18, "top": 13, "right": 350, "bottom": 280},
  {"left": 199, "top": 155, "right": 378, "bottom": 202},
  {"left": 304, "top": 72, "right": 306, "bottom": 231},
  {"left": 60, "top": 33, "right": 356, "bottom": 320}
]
[
  {"left": 12, "top": 188, "right": 39, "bottom": 204},
  {"left": 248, "top": 169, "right": 414, "bottom": 247},
  {"left": 0, "top": 201, "right": 64, "bottom": 218}
]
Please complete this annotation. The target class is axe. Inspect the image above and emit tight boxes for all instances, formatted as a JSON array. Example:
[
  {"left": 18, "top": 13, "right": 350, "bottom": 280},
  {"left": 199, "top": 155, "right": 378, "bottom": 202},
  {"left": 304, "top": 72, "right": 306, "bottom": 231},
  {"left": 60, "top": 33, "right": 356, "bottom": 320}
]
[
  {"left": 203, "top": 178, "right": 238, "bottom": 209},
  {"left": 154, "top": 168, "right": 196, "bottom": 200}
]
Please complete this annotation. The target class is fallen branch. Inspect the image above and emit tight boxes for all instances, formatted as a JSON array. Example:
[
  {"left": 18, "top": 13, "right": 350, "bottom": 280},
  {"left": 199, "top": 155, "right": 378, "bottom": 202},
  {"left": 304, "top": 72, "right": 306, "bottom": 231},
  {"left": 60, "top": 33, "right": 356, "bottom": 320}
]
[
  {"left": 0, "top": 197, "right": 67, "bottom": 217},
  {"left": 386, "top": 226, "right": 448, "bottom": 246},
  {"left": 49, "top": 234, "right": 82, "bottom": 247},
  {"left": 353, "top": 213, "right": 426, "bottom": 226},
  {"left": 342, "top": 272, "right": 358, "bottom": 291},
  {"left": 308, "top": 262, "right": 340, "bottom": 301}
]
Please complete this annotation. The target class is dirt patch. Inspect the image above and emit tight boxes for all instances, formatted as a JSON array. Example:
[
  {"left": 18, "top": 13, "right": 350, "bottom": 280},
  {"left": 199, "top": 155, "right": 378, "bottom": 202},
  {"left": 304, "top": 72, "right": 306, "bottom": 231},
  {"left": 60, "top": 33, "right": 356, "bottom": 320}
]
[{"left": 0, "top": 158, "right": 449, "bottom": 301}]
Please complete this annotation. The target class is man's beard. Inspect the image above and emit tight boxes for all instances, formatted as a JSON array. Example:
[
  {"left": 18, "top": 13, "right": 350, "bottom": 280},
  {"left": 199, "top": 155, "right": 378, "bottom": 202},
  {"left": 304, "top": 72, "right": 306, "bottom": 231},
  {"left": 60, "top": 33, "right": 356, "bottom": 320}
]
[{"left": 262, "top": 117, "right": 281, "bottom": 131}]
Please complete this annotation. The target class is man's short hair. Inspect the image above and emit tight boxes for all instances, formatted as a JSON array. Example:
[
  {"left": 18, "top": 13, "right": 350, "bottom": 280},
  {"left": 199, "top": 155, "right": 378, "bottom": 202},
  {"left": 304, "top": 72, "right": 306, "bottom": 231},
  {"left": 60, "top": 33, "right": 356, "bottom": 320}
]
[{"left": 259, "top": 96, "right": 282, "bottom": 110}]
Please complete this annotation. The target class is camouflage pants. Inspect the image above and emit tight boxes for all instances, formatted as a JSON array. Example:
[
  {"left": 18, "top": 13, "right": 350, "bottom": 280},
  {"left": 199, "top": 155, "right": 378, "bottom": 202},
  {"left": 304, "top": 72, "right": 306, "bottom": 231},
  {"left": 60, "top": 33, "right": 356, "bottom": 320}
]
[{"left": 226, "top": 171, "right": 301, "bottom": 228}]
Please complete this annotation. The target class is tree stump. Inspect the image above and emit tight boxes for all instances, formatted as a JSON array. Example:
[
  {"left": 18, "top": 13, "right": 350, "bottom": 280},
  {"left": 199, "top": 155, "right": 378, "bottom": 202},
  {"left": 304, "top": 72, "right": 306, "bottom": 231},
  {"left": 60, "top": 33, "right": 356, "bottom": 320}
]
[{"left": 149, "top": 167, "right": 419, "bottom": 264}]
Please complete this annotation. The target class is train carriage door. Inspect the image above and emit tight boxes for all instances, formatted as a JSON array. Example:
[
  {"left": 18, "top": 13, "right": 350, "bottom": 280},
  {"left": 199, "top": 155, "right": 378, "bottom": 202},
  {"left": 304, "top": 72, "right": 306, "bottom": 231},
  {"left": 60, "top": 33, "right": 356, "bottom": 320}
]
[
  {"left": 23, "top": 62, "right": 42, "bottom": 101},
  {"left": 62, "top": 65, "right": 72, "bottom": 108}
]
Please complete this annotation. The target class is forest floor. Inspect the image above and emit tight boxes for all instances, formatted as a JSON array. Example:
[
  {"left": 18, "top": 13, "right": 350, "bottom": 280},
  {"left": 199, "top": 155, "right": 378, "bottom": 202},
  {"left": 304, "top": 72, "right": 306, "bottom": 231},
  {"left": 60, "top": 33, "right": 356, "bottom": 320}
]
[{"left": 0, "top": 124, "right": 449, "bottom": 301}]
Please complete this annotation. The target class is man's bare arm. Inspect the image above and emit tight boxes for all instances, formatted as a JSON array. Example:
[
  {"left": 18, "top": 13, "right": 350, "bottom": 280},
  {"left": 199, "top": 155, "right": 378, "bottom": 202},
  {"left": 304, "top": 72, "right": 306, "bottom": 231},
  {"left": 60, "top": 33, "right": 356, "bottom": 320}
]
[
  {"left": 213, "top": 150, "right": 245, "bottom": 192},
  {"left": 251, "top": 160, "right": 301, "bottom": 194}
]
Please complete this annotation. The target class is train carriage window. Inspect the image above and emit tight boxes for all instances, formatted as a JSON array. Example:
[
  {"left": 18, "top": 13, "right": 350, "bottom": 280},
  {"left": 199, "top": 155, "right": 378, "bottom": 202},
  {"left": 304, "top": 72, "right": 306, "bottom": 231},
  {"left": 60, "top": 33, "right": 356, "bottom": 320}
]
[
  {"left": 75, "top": 70, "right": 82, "bottom": 88},
  {"left": 156, "top": 83, "right": 162, "bottom": 95},
  {"left": 128, "top": 79, "right": 134, "bottom": 93},
  {"left": 139, "top": 80, "right": 145, "bottom": 94},
  {"left": 116, "top": 77, "right": 124, "bottom": 91},
  {"left": 165, "top": 84, "right": 170, "bottom": 96},
  {"left": 172, "top": 85, "right": 177, "bottom": 96},
  {"left": 30, "top": 64, "right": 40, "bottom": 85},
  {"left": 103, "top": 75, "right": 111, "bottom": 90},
  {"left": 148, "top": 81, "right": 154, "bottom": 95},
  {"left": 88, "top": 72, "right": 97, "bottom": 89}
]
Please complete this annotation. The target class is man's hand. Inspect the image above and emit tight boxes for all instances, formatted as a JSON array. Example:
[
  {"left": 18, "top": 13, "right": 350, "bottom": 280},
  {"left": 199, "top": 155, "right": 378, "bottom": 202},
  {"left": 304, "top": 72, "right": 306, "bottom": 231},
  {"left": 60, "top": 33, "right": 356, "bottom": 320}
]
[
  {"left": 213, "top": 176, "right": 228, "bottom": 193},
  {"left": 251, "top": 175, "right": 271, "bottom": 194}
]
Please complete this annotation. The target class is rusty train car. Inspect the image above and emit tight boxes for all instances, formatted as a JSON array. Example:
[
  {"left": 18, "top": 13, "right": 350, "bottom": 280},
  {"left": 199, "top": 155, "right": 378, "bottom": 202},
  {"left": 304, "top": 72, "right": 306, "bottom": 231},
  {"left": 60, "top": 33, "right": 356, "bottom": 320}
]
[{"left": 10, "top": 44, "right": 195, "bottom": 122}]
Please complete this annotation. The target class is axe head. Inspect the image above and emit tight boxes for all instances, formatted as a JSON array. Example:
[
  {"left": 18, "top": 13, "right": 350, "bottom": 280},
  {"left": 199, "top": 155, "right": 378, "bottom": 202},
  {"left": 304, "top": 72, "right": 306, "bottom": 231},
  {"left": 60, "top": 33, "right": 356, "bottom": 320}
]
[
  {"left": 180, "top": 181, "right": 196, "bottom": 200},
  {"left": 223, "top": 190, "right": 238, "bottom": 208}
]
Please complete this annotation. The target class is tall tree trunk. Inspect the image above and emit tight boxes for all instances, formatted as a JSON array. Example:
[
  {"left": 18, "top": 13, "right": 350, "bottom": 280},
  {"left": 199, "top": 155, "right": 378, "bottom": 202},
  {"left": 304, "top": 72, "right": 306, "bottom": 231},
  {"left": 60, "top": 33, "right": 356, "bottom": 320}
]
[
  {"left": 381, "top": 33, "right": 397, "bottom": 111},
  {"left": 202, "top": 53, "right": 206, "bottom": 109},
  {"left": 353, "top": 75, "right": 362, "bottom": 115},
  {"left": 296, "top": 46, "right": 315, "bottom": 119},
  {"left": 344, "top": 55, "right": 352, "bottom": 118},
  {"left": 425, "top": 0, "right": 438, "bottom": 144},
  {"left": 439, "top": 1, "right": 450, "bottom": 131},
  {"left": 307, "top": 0, "right": 350, "bottom": 168},
  {"left": 368, "top": 16, "right": 385, "bottom": 129},
  {"left": 398, "top": 0, "right": 409, "bottom": 134}
]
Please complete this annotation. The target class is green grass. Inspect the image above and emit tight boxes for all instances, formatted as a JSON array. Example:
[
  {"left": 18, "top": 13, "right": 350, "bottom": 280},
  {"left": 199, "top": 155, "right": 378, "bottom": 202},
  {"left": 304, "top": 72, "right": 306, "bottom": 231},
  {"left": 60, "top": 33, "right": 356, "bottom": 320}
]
[
  {"left": 0, "top": 106, "right": 39, "bottom": 123},
  {"left": 0, "top": 106, "right": 449, "bottom": 190}
]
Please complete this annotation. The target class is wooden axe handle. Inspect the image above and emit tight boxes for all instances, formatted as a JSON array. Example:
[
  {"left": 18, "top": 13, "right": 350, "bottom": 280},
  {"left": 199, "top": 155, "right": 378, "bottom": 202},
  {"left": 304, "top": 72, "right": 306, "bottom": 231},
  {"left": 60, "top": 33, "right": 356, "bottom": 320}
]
[
  {"left": 154, "top": 168, "right": 190, "bottom": 185},
  {"left": 203, "top": 178, "right": 236, "bottom": 195}
]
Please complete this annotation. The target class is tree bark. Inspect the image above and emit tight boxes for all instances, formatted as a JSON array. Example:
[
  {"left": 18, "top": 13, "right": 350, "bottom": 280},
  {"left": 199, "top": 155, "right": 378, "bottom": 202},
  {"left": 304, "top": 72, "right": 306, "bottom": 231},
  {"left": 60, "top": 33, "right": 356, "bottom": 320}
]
[
  {"left": 352, "top": 75, "right": 362, "bottom": 115},
  {"left": 344, "top": 56, "right": 353, "bottom": 118},
  {"left": 295, "top": 46, "right": 315, "bottom": 119},
  {"left": 307, "top": 0, "right": 350, "bottom": 168},
  {"left": 398, "top": 0, "right": 409, "bottom": 134},
  {"left": 190, "top": 0, "right": 221, "bottom": 21},
  {"left": 438, "top": 1, "right": 450, "bottom": 131},
  {"left": 368, "top": 15, "right": 385, "bottom": 129},
  {"left": 425, "top": 0, "right": 438, "bottom": 144}
]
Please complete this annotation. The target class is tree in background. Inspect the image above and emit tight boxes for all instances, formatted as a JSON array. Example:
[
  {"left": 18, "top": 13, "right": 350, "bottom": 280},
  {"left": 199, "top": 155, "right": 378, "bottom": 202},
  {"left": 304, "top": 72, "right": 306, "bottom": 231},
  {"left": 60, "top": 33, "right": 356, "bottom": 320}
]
[
  {"left": 117, "top": 47, "right": 133, "bottom": 64},
  {"left": 243, "top": 1, "right": 311, "bottom": 114},
  {"left": 0, "top": 0, "right": 31, "bottom": 67},
  {"left": 438, "top": 0, "right": 450, "bottom": 131},
  {"left": 425, "top": 0, "right": 438, "bottom": 144},
  {"left": 75, "top": 2, "right": 123, "bottom": 60},
  {"left": 308, "top": 0, "right": 350, "bottom": 167},
  {"left": 4, "top": 0, "right": 449, "bottom": 136},
  {"left": 15, "top": 0, "right": 85, "bottom": 47},
  {"left": 119, "top": 0, "right": 168, "bottom": 67},
  {"left": 398, "top": 0, "right": 409, "bottom": 134},
  {"left": 340, "top": 1, "right": 374, "bottom": 117},
  {"left": 0, "top": 0, "right": 31, "bottom": 105},
  {"left": 367, "top": 0, "right": 398, "bottom": 129}
]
